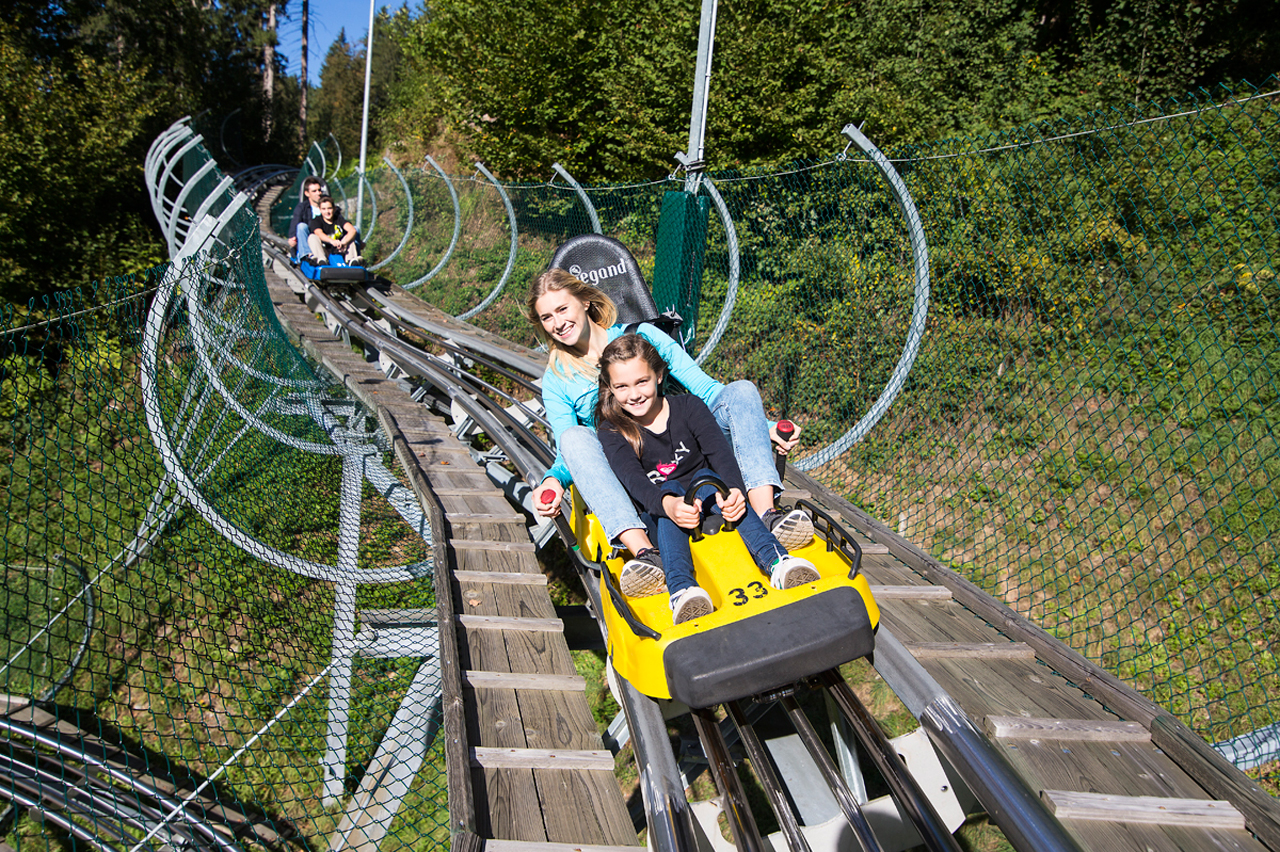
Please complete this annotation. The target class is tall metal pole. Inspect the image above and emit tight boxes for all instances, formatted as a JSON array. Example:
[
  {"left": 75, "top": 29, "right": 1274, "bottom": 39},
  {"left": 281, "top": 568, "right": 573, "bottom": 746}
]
[
  {"left": 356, "top": 0, "right": 376, "bottom": 231},
  {"left": 298, "top": 0, "right": 308, "bottom": 152},
  {"left": 682, "top": 0, "right": 718, "bottom": 194}
]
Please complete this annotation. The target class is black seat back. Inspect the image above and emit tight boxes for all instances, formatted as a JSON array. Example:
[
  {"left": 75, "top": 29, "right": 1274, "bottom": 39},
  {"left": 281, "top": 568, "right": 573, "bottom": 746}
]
[{"left": 550, "top": 235, "right": 682, "bottom": 337}]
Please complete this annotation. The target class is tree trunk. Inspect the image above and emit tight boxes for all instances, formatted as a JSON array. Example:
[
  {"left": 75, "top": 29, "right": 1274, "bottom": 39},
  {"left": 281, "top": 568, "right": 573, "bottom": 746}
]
[{"left": 264, "top": 2, "right": 277, "bottom": 142}]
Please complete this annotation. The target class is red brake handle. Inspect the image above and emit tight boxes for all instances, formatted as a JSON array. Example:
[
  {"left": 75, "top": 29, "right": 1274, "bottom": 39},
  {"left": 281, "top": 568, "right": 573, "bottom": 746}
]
[{"left": 774, "top": 420, "right": 794, "bottom": 480}]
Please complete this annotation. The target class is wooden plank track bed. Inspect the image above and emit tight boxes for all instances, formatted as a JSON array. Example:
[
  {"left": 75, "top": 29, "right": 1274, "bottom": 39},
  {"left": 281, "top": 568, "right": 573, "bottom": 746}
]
[{"left": 262, "top": 258, "right": 640, "bottom": 852}]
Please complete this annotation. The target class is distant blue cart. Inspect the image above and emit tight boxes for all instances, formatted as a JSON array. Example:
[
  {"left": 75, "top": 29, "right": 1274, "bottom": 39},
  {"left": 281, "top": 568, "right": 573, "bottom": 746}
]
[{"left": 296, "top": 253, "right": 371, "bottom": 283}]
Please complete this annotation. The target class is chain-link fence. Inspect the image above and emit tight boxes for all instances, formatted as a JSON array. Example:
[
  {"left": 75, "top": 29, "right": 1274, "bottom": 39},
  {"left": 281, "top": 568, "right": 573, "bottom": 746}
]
[
  {"left": 299, "top": 80, "right": 1280, "bottom": 763},
  {"left": 2, "top": 128, "right": 448, "bottom": 852}
]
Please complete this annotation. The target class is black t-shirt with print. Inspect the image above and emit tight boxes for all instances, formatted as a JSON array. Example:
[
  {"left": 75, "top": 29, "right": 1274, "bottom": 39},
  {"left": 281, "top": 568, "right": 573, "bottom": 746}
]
[
  {"left": 309, "top": 210, "right": 351, "bottom": 245},
  {"left": 598, "top": 394, "right": 746, "bottom": 519}
]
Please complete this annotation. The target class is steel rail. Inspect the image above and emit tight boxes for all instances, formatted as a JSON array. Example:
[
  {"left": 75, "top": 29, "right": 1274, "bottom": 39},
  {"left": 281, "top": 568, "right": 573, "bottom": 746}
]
[
  {"left": 305, "top": 287, "right": 549, "bottom": 484},
  {"left": 870, "top": 630, "right": 1085, "bottom": 852},
  {"left": 818, "top": 670, "right": 962, "bottom": 852},
  {"left": 421, "top": 348, "right": 552, "bottom": 435},
  {"left": 364, "top": 322, "right": 550, "bottom": 434},
  {"left": 0, "top": 774, "right": 142, "bottom": 852},
  {"left": 0, "top": 751, "right": 210, "bottom": 851},
  {"left": 691, "top": 707, "right": 767, "bottom": 852},
  {"left": 780, "top": 694, "right": 884, "bottom": 852},
  {"left": 348, "top": 287, "right": 544, "bottom": 392},
  {"left": 614, "top": 675, "right": 699, "bottom": 852},
  {"left": 363, "top": 283, "right": 547, "bottom": 379},
  {"left": 726, "top": 700, "right": 812, "bottom": 852},
  {"left": 0, "top": 719, "right": 242, "bottom": 852}
]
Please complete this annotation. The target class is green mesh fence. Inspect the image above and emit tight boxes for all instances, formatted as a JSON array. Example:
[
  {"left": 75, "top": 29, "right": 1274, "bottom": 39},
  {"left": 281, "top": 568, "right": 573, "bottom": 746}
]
[
  {"left": 286, "top": 81, "right": 1280, "bottom": 763},
  {"left": 3, "top": 132, "right": 448, "bottom": 851}
]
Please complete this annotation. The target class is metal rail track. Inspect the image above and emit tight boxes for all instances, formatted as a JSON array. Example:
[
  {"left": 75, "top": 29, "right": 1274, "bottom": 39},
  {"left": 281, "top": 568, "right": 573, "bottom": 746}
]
[
  {"left": 0, "top": 713, "right": 299, "bottom": 852},
  {"left": 266, "top": 247, "right": 1280, "bottom": 852},
  {"left": 278, "top": 260, "right": 987, "bottom": 852}
]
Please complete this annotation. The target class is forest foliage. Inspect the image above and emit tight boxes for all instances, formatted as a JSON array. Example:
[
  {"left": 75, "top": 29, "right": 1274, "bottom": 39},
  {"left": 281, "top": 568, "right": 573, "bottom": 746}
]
[
  {"left": 381, "top": 0, "right": 1278, "bottom": 180},
  {"left": 1, "top": 0, "right": 300, "bottom": 304},
  {"left": 3, "top": 0, "right": 1275, "bottom": 300}
]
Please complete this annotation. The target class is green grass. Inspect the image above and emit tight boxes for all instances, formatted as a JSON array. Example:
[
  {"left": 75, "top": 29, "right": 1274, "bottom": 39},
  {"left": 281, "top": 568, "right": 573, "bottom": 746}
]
[{"left": 818, "top": 343, "right": 1280, "bottom": 744}]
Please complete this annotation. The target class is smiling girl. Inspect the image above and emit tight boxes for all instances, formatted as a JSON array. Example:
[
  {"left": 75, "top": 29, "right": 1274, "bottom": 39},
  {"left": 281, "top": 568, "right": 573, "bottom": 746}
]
[
  {"left": 526, "top": 268, "right": 814, "bottom": 599},
  {"left": 594, "top": 335, "right": 819, "bottom": 623}
]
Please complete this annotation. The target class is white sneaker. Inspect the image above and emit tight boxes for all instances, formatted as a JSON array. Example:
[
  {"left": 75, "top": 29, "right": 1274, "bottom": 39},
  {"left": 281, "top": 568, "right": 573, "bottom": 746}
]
[
  {"left": 670, "top": 586, "right": 714, "bottom": 624},
  {"left": 619, "top": 548, "right": 667, "bottom": 597},
  {"left": 769, "top": 554, "right": 820, "bottom": 590},
  {"left": 763, "top": 507, "right": 815, "bottom": 549}
]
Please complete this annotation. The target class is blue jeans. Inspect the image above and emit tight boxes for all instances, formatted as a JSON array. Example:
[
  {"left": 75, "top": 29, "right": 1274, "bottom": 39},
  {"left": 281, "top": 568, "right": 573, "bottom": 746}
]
[
  {"left": 294, "top": 222, "right": 311, "bottom": 257},
  {"left": 642, "top": 471, "right": 789, "bottom": 595},
  {"left": 709, "top": 381, "right": 783, "bottom": 496},
  {"left": 557, "top": 381, "right": 781, "bottom": 545},
  {"left": 559, "top": 425, "right": 646, "bottom": 543}
]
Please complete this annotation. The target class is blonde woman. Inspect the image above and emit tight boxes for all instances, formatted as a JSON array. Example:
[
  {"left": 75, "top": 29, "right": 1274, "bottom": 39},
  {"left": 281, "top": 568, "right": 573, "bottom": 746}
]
[{"left": 528, "top": 268, "right": 811, "bottom": 596}]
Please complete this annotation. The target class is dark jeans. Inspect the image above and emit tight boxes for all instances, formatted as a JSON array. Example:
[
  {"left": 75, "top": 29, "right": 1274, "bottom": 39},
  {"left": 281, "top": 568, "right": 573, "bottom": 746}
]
[{"left": 640, "top": 469, "right": 789, "bottom": 595}]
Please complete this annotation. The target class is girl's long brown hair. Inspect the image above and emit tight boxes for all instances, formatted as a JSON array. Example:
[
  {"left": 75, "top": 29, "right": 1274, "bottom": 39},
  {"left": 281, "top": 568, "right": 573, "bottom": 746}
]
[
  {"left": 595, "top": 334, "right": 667, "bottom": 457},
  {"left": 526, "top": 268, "right": 618, "bottom": 381}
]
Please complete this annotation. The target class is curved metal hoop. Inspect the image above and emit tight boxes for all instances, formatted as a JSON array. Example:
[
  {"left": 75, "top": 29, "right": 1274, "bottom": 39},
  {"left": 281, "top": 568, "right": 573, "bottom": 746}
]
[
  {"left": 402, "top": 155, "right": 462, "bottom": 289},
  {"left": 358, "top": 172, "right": 378, "bottom": 242},
  {"left": 217, "top": 108, "right": 243, "bottom": 170},
  {"left": 140, "top": 259, "right": 422, "bottom": 585},
  {"left": 325, "top": 133, "right": 342, "bottom": 178},
  {"left": 796, "top": 124, "right": 931, "bottom": 471},
  {"left": 306, "top": 139, "right": 327, "bottom": 182},
  {"left": 691, "top": 176, "right": 740, "bottom": 365},
  {"left": 457, "top": 162, "right": 519, "bottom": 321},
  {"left": 551, "top": 163, "right": 602, "bottom": 235},
  {"left": 217, "top": 108, "right": 242, "bottom": 169},
  {"left": 370, "top": 157, "right": 415, "bottom": 270}
]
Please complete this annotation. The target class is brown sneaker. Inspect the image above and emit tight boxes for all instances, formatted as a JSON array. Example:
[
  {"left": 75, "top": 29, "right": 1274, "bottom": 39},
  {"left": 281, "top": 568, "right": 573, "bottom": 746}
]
[
  {"left": 619, "top": 548, "right": 666, "bottom": 597},
  {"left": 763, "top": 507, "right": 814, "bottom": 549}
]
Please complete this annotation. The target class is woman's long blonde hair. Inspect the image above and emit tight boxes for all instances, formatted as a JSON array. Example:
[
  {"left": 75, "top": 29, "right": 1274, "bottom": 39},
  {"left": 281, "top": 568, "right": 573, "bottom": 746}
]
[
  {"left": 526, "top": 268, "right": 619, "bottom": 381},
  {"left": 595, "top": 334, "right": 667, "bottom": 458}
]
